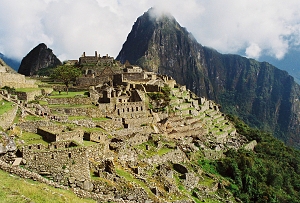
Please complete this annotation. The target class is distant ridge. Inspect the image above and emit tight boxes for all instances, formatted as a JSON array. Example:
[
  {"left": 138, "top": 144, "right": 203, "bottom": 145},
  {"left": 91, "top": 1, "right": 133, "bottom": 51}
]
[
  {"left": 117, "top": 8, "right": 300, "bottom": 148},
  {"left": 0, "top": 53, "right": 20, "bottom": 71}
]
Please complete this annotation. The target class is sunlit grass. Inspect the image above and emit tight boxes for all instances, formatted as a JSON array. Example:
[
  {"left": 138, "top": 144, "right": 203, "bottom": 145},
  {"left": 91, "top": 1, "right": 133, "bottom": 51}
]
[
  {"left": 0, "top": 100, "right": 14, "bottom": 115},
  {"left": 15, "top": 88, "right": 41, "bottom": 92},
  {"left": 115, "top": 168, "right": 155, "bottom": 199},
  {"left": 49, "top": 91, "right": 88, "bottom": 98},
  {"left": 0, "top": 169, "right": 96, "bottom": 203},
  {"left": 19, "top": 132, "right": 48, "bottom": 145}
]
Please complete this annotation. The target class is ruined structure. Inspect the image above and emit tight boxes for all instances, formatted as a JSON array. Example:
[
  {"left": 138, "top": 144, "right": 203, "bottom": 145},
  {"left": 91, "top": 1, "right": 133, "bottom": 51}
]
[
  {"left": 75, "top": 52, "right": 123, "bottom": 87},
  {"left": 0, "top": 59, "right": 37, "bottom": 89},
  {"left": 0, "top": 53, "right": 254, "bottom": 203}
]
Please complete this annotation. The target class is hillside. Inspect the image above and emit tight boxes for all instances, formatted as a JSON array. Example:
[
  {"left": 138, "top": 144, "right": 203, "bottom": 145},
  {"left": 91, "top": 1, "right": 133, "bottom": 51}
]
[
  {"left": 0, "top": 169, "right": 96, "bottom": 203},
  {"left": 0, "top": 60, "right": 300, "bottom": 202},
  {"left": 117, "top": 8, "right": 300, "bottom": 148}
]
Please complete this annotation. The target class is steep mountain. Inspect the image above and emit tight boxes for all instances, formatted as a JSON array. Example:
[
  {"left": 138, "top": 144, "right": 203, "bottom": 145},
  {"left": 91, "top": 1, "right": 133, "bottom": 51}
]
[
  {"left": 18, "top": 43, "right": 62, "bottom": 76},
  {"left": 0, "top": 53, "right": 20, "bottom": 71},
  {"left": 117, "top": 8, "right": 300, "bottom": 148}
]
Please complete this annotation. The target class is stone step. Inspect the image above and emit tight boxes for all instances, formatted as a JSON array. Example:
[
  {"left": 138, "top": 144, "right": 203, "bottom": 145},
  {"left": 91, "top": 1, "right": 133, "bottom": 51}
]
[{"left": 12, "top": 158, "right": 22, "bottom": 166}]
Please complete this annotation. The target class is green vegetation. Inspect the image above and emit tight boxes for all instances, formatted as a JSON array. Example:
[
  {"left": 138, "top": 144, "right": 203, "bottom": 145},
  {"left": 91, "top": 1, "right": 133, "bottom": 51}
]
[
  {"left": 50, "top": 65, "right": 82, "bottom": 94},
  {"left": 24, "top": 115, "right": 43, "bottom": 121},
  {"left": 0, "top": 169, "right": 96, "bottom": 203},
  {"left": 19, "top": 132, "right": 48, "bottom": 145},
  {"left": 0, "top": 100, "right": 14, "bottom": 115},
  {"left": 203, "top": 115, "right": 300, "bottom": 203},
  {"left": 147, "top": 85, "right": 171, "bottom": 111},
  {"left": 49, "top": 91, "right": 88, "bottom": 98},
  {"left": 116, "top": 168, "right": 155, "bottom": 199},
  {"left": 15, "top": 88, "right": 40, "bottom": 93}
]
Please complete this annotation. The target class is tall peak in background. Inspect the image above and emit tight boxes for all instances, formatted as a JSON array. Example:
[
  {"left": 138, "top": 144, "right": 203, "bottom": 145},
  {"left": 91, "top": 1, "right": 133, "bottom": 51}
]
[
  {"left": 18, "top": 43, "right": 62, "bottom": 76},
  {"left": 117, "top": 8, "right": 300, "bottom": 148}
]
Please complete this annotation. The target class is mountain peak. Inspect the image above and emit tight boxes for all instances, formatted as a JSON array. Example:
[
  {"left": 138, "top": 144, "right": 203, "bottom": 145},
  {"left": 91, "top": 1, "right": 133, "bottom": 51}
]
[
  {"left": 145, "top": 7, "right": 174, "bottom": 21},
  {"left": 117, "top": 8, "right": 187, "bottom": 66},
  {"left": 117, "top": 9, "right": 300, "bottom": 148},
  {"left": 18, "top": 43, "right": 61, "bottom": 76}
]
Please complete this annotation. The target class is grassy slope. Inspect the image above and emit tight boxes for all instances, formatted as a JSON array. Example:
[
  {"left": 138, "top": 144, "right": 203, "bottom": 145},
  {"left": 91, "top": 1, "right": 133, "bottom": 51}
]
[{"left": 0, "top": 169, "right": 96, "bottom": 203}]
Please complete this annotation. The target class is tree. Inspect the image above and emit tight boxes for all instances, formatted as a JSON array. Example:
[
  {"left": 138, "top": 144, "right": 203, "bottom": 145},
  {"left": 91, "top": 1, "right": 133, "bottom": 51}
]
[{"left": 50, "top": 65, "right": 81, "bottom": 94}]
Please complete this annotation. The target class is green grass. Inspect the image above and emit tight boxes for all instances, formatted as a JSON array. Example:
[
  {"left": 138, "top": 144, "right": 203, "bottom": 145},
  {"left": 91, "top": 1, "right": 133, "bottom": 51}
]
[
  {"left": 0, "top": 169, "right": 96, "bottom": 203},
  {"left": 38, "top": 100, "right": 48, "bottom": 105},
  {"left": 49, "top": 91, "right": 88, "bottom": 98},
  {"left": 83, "top": 140, "right": 97, "bottom": 146},
  {"left": 68, "top": 116, "right": 89, "bottom": 120},
  {"left": 19, "top": 132, "right": 48, "bottom": 145},
  {"left": 24, "top": 115, "right": 43, "bottom": 121},
  {"left": 0, "top": 100, "right": 14, "bottom": 115},
  {"left": 157, "top": 147, "right": 173, "bottom": 156},
  {"left": 83, "top": 127, "right": 106, "bottom": 133},
  {"left": 15, "top": 88, "right": 40, "bottom": 93},
  {"left": 115, "top": 168, "right": 155, "bottom": 199}
]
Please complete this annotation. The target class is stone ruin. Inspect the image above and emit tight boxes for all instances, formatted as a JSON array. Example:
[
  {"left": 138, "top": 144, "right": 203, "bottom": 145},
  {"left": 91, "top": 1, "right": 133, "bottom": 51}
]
[{"left": 0, "top": 52, "right": 256, "bottom": 202}]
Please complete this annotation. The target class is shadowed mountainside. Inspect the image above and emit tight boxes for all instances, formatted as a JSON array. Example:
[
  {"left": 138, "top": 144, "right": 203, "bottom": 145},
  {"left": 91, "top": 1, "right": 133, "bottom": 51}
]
[
  {"left": 117, "top": 8, "right": 300, "bottom": 148},
  {"left": 18, "top": 43, "right": 61, "bottom": 76}
]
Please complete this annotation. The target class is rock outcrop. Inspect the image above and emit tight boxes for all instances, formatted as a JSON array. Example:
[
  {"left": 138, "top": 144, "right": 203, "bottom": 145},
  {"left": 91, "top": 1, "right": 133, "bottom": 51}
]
[
  {"left": 0, "top": 131, "right": 16, "bottom": 154},
  {"left": 117, "top": 8, "right": 300, "bottom": 148},
  {"left": 18, "top": 43, "right": 61, "bottom": 76}
]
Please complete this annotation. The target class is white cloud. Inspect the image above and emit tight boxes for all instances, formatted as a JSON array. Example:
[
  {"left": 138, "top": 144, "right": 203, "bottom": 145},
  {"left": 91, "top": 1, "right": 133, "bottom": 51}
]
[
  {"left": 1, "top": 0, "right": 300, "bottom": 62},
  {"left": 245, "top": 43, "right": 261, "bottom": 59}
]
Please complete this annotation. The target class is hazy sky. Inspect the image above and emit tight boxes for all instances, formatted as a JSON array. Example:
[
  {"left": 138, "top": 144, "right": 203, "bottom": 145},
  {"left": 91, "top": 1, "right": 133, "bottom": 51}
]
[{"left": 1, "top": 0, "right": 300, "bottom": 65}]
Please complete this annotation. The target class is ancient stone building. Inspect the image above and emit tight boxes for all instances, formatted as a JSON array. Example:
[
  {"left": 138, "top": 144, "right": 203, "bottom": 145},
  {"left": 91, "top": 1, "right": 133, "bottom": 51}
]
[{"left": 76, "top": 52, "right": 123, "bottom": 87}]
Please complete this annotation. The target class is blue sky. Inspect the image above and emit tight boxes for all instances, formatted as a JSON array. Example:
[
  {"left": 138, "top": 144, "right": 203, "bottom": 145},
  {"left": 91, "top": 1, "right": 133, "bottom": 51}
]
[{"left": 1, "top": 0, "right": 300, "bottom": 79}]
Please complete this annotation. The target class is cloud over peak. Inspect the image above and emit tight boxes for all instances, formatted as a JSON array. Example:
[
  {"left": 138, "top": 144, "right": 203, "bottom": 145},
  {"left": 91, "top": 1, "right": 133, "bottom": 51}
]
[{"left": 1, "top": 0, "right": 300, "bottom": 62}]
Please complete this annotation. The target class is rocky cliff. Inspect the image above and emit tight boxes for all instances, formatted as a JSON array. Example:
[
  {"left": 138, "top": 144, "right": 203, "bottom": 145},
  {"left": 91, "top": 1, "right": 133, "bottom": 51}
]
[
  {"left": 18, "top": 43, "right": 61, "bottom": 76},
  {"left": 117, "top": 8, "right": 300, "bottom": 148}
]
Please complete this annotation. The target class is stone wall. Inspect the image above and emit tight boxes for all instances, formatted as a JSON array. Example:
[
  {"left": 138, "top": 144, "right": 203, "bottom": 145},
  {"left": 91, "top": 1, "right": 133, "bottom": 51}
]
[
  {"left": 51, "top": 106, "right": 104, "bottom": 118},
  {"left": 0, "top": 72, "right": 38, "bottom": 89},
  {"left": 115, "top": 101, "right": 146, "bottom": 118},
  {"left": 143, "top": 148, "right": 188, "bottom": 165},
  {"left": 84, "top": 131, "right": 106, "bottom": 143},
  {"left": 16, "top": 88, "right": 52, "bottom": 102},
  {"left": 124, "top": 117, "right": 154, "bottom": 128},
  {"left": 76, "top": 76, "right": 111, "bottom": 87},
  {"left": 47, "top": 97, "right": 92, "bottom": 105},
  {"left": 126, "top": 134, "right": 149, "bottom": 147},
  {"left": 112, "top": 126, "right": 153, "bottom": 137},
  {"left": 122, "top": 72, "right": 145, "bottom": 81},
  {"left": 23, "top": 147, "right": 91, "bottom": 189},
  {"left": 95, "top": 118, "right": 123, "bottom": 131},
  {"left": 37, "top": 127, "right": 84, "bottom": 144},
  {"left": 85, "top": 143, "right": 107, "bottom": 162},
  {"left": 0, "top": 103, "right": 18, "bottom": 130},
  {"left": 17, "top": 121, "right": 56, "bottom": 133},
  {"left": 135, "top": 84, "right": 160, "bottom": 92}
]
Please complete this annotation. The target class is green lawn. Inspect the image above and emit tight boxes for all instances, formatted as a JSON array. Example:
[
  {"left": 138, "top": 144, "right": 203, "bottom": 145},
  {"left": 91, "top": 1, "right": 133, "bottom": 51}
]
[
  {"left": 15, "top": 88, "right": 41, "bottom": 93},
  {"left": 0, "top": 169, "right": 96, "bottom": 203},
  {"left": 24, "top": 115, "right": 44, "bottom": 121},
  {"left": 19, "top": 132, "right": 48, "bottom": 145},
  {"left": 49, "top": 91, "right": 88, "bottom": 98},
  {"left": 0, "top": 100, "right": 14, "bottom": 115}
]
